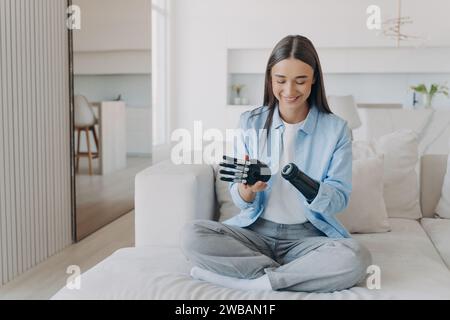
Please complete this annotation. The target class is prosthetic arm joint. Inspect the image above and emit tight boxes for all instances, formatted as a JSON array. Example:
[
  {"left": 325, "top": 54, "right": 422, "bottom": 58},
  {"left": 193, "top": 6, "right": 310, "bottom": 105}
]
[{"left": 281, "top": 163, "right": 320, "bottom": 203}]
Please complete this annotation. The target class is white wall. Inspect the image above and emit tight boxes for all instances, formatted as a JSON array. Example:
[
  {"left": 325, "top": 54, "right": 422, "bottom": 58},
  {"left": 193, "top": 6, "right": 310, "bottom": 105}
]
[
  {"left": 73, "top": 0, "right": 151, "bottom": 51},
  {"left": 73, "top": 0, "right": 151, "bottom": 75},
  {"left": 72, "top": 0, "right": 151, "bottom": 74},
  {"left": 169, "top": 0, "right": 450, "bottom": 134}
]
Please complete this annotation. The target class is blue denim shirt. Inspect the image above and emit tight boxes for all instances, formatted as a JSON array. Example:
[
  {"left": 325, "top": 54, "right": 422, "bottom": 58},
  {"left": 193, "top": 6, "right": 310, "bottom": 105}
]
[{"left": 223, "top": 104, "right": 352, "bottom": 239}]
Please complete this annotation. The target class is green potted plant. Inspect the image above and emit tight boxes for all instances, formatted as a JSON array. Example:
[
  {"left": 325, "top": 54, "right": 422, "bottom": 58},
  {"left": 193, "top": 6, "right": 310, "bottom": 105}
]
[{"left": 410, "top": 82, "right": 449, "bottom": 108}]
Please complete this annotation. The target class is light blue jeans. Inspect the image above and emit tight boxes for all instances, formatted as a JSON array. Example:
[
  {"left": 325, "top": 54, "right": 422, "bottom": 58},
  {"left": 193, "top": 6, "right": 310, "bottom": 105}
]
[{"left": 181, "top": 218, "right": 372, "bottom": 293}]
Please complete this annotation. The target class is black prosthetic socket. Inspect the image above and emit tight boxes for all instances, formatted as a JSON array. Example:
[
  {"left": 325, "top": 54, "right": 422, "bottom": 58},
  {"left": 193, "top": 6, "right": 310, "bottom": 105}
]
[
  {"left": 219, "top": 156, "right": 271, "bottom": 185},
  {"left": 281, "top": 163, "right": 320, "bottom": 203}
]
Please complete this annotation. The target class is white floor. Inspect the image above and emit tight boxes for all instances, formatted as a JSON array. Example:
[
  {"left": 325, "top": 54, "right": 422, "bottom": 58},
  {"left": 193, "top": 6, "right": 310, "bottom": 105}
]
[{"left": 0, "top": 211, "right": 134, "bottom": 300}]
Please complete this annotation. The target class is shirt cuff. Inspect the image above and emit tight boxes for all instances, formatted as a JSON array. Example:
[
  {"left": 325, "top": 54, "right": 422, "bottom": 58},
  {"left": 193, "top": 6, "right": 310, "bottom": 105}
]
[
  {"left": 230, "top": 183, "right": 259, "bottom": 210},
  {"left": 304, "top": 182, "right": 333, "bottom": 214}
]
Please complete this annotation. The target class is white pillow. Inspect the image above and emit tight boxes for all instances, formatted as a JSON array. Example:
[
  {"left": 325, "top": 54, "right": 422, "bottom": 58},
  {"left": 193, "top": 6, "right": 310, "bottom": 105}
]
[
  {"left": 337, "top": 157, "right": 391, "bottom": 233},
  {"left": 353, "top": 108, "right": 432, "bottom": 142},
  {"left": 374, "top": 130, "right": 422, "bottom": 219},
  {"left": 353, "top": 130, "right": 422, "bottom": 219},
  {"left": 436, "top": 153, "right": 450, "bottom": 219},
  {"left": 352, "top": 140, "right": 377, "bottom": 160}
]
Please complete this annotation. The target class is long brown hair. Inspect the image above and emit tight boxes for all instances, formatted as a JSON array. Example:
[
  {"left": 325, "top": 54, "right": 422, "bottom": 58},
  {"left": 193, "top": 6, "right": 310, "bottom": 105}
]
[{"left": 260, "top": 35, "right": 332, "bottom": 135}]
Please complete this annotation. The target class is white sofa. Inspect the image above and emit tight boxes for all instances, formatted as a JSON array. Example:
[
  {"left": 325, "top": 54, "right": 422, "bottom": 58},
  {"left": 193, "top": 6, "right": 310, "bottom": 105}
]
[
  {"left": 52, "top": 107, "right": 450, "bottom": 300},
  {"left": 52, "top": 153, "right": 450, "bottom": 300}
]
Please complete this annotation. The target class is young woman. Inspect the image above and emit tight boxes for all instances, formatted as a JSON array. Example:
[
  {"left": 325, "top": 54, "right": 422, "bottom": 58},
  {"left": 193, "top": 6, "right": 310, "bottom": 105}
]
[{"left": 181, "top": 35, "right": 372, "bottom": 293}]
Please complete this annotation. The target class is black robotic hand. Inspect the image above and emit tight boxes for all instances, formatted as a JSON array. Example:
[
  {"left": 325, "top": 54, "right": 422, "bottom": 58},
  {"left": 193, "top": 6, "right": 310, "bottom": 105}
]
[
  {"left": 219, "top": 155, "right": 271, "bottom": 185},
  {"left": 281, "top": 163, "right": 320, "bottom": 203}
]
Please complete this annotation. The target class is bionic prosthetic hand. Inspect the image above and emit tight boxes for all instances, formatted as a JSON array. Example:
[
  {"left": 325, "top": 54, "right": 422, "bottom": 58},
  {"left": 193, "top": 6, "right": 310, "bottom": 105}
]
[
  {"left": 218, "top": 156, "right": 319, "bottom": 203},
  {"left": 219, "top": 156, "right": 271, "bottom": 185},
  {"left": 281, "top": 163, "right": 320, "bottom": 203}
]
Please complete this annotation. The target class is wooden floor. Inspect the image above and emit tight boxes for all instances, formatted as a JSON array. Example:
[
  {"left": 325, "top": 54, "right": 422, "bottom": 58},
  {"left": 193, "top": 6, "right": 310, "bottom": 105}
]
[
  {"left": 0, "top": 211, "right": 135, "bottom": 300},
  {"left": 76, "top": 156, "right": 151, "bottom": 241},
  {"left": 0, "top": 156, "right": 151, "bottom": 299}
]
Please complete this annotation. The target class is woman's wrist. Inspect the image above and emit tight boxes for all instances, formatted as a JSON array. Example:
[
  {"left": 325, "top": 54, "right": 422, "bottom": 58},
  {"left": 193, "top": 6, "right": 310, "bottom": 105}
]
[{"left": 238, "top": 184, "right": 256, "bottom": 203}]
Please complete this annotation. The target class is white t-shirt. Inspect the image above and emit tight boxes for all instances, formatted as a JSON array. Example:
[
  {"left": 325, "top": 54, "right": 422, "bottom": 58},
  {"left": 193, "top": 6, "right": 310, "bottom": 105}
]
[{"left": 261, "top": 119, "right": 307, "bottom": 224}]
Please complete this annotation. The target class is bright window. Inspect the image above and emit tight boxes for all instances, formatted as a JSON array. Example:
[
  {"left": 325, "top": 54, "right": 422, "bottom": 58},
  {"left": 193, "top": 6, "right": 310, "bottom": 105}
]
[{"left": 152, "top": 0, "right": 170, "bottom": 146}]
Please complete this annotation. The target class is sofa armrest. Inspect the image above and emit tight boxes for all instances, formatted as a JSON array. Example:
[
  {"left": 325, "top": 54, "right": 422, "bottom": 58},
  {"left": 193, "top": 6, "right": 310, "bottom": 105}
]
[
  {"left": 135, "top": 160, "right": 217, "bottom": 247},
  {"left": 420, "top": 154, "right": 447, "bottom": 218}
]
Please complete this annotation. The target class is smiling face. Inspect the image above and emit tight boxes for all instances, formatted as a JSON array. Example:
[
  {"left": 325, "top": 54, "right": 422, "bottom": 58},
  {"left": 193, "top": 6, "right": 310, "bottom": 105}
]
[{"left": 271, "top": 58, "right": 315, "bottom": 112}]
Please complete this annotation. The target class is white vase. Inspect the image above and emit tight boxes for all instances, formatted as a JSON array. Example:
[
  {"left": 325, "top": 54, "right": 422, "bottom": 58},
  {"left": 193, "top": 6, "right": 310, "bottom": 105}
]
[
  {"left": 422, "top": 94, "right": 433, "bottom": 108},
  {"left": 240, "top": 97, "right": 249, "bottom": 105},
  {"left": 234, "top": 97, "right": 241, "bottom": 105}
]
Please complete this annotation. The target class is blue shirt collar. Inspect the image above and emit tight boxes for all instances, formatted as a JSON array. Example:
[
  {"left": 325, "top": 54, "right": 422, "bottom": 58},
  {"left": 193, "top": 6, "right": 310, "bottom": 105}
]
[{"left": 272, "top": 103, "right": 319, "bottom": 135}]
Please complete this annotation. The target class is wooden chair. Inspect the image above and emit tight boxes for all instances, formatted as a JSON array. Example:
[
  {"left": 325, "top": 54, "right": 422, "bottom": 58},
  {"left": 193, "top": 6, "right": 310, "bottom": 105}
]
[{"left": 74, "top": 95, "right": 99, "bottom": 175}]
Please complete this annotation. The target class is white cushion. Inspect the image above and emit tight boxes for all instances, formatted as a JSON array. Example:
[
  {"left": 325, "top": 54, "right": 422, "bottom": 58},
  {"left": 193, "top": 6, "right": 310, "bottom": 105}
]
[
  {"left": 417, "top": 110, "right": 450, "bottom": 155},
  {"left": 435, "top": 151, "right": 450, "bottom": 219},
  {"left": 375, "top": 130, "right": 421, "bottom": 219},
  {"left": 352, "top": 140, "right": 377, "bottom": 160},
  {"left": 350, "top": 107, "right": 450, "bottom": 161},
  {"left": 337, "top": 157, "right": 391, "bottom": 234},
  {"left": 354, "top": 130, "right": 421, "bottom": 220},
  {"left": 421, "top": 218, "right": 450, "bottom": 269},
  {"left": 353, "top": 108, "right": 432, "bottom": 142}
]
